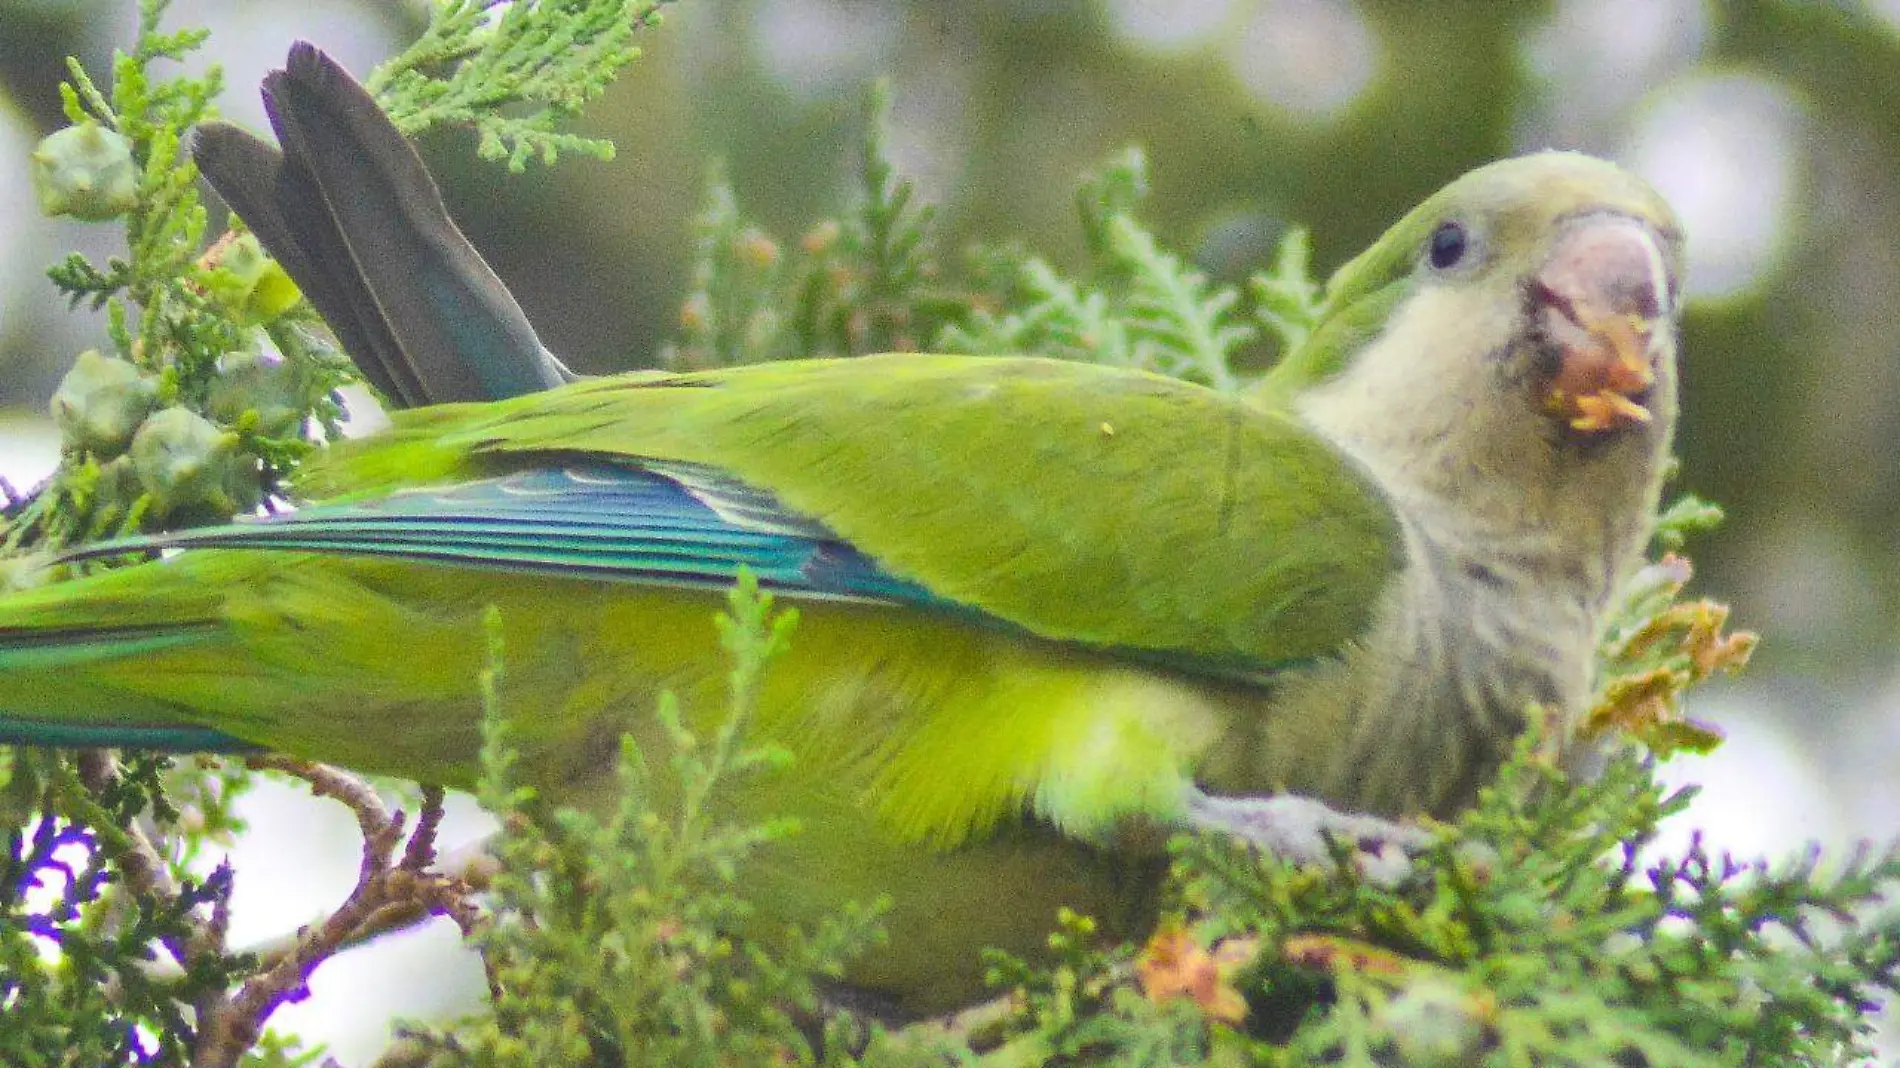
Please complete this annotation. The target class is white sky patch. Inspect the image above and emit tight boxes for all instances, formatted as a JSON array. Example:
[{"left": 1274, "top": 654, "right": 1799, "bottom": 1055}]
[
  {"left": 336, "top": 383, "right": 391, "bottom": 438},
  {"left": 752, "top": 0, "right": 904, "bottom": 101},
  {"left": 1650, "top": 695, "right": 1845, "bottom": 862},
  {"left": 0, "top": 412, "right": 58, "bottom": 492},
  {"left": 1225, "top": 0, "right": 1380, "bottom": 121},
  {"left": 1103, "top": 0, "right": 1239, "bottom": 54},
  {"left": 1620, "top": 71, "right": 1803, "bottom": 301}
]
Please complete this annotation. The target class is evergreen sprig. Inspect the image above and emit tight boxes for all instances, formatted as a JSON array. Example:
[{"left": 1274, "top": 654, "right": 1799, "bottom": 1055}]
[
  {"left": 663, "top": 84, "right": 953, "bottom": 369},
  {"left": 1250, "top": 227, "right": 1324, "bottom": 359},
  {"left": 371, "top": 0, "right": 675, "bottom": 169},
  {"left": 940, "top": 149, "right": 1264, "bottom": 388},
  {"left": 1101, "top": 215, "right": 1249, "bottom": 390},
  {"left": 397, "top": 579, "right": 885, "bottom": 1067},
  {"left": 976, "top": 724, "right": 1900, "bottom": 1065},
  {"left": 0, "top": 751, "right": 252, "bottom": 1066}
]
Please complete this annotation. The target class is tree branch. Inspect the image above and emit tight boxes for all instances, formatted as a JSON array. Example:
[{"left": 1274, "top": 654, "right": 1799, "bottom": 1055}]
[{"left": 191, "top": 761, "right": 477, "bottom": 1068}]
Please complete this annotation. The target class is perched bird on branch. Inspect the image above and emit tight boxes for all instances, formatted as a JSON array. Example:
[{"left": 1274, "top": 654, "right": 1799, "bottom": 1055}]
[{"left": 0, "top": 44, "right": 1681, "bottom": 1015}]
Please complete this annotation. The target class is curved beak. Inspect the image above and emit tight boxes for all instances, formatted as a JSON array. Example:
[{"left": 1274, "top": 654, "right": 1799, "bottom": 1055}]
[{"left": 1531, "top": 213, "right": 1672, "bottom": 433}]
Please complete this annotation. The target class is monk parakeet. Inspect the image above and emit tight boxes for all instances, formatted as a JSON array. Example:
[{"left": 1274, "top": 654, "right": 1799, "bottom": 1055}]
[{"left": 0, "top": 45, "right": 1682, "bottom": 1015}]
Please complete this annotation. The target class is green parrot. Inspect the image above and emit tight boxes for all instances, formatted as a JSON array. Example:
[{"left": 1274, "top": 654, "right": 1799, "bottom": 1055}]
[{"left": 0, "top": 45, "right": 1683, "bottom": 1015}]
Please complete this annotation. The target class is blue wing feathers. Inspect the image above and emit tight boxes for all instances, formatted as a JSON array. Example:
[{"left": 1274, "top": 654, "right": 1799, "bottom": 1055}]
[
  {"left": 0, "top": 721, "right": 257, "bottom": 751},
  {"left": 0, "top": 463, "right": 953, "bottom": 752},
  {"left": 69, "top": 463, "right": 953, "bottom": 608}
]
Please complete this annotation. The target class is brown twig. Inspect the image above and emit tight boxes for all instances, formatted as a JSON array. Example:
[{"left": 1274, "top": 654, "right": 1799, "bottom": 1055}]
[
  {"left": 191, "top": 758, "right": 479, "bottom": 1068},
  {"left": 72, "top": 749, "right": 214, "bottom": 976}
]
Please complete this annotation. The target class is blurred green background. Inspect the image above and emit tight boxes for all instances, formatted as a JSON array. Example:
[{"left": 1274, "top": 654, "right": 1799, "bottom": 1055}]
[{"left": 2, "top": 0, "right": 1898, "bottom": 1059}]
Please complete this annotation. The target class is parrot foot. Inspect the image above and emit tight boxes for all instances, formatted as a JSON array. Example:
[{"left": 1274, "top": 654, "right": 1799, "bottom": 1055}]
[{"left": 1184, "top": 790, "right": 1432, "bottom": 888}]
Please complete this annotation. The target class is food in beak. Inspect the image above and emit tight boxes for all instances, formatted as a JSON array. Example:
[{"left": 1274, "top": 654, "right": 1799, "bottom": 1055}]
[{"left": 1532, "top": 215, "right": 1669, "bottom": 433}]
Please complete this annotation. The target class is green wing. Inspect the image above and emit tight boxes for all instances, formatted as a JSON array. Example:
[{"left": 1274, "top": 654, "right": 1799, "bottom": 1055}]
[{"left": 307, "top": 354, "right": 1403, "bottom": 677}]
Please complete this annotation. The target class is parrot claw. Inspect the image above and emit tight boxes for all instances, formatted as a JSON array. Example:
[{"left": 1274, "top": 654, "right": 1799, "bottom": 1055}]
[{"left": 1184, "top": 789, "right": 1432, "bottom": 889}]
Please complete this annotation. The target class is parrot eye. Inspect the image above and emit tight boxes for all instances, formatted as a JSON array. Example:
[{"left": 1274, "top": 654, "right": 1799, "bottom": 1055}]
[{"left": 1427, "top": 220, "right": 1470, "bottom": 270}]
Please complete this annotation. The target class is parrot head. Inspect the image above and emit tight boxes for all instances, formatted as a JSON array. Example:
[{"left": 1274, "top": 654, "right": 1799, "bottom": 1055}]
[
  {"left": 1262, "top": 152, "right": 1683, "bottom": 605},
  {"left": 1245, "top": 154, "right": 1687, "bottom": 818}
]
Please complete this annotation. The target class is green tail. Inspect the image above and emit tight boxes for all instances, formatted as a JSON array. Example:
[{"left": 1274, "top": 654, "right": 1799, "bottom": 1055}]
[{"left": 0, "top": 562, "right": 257, "bottom": 752}]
